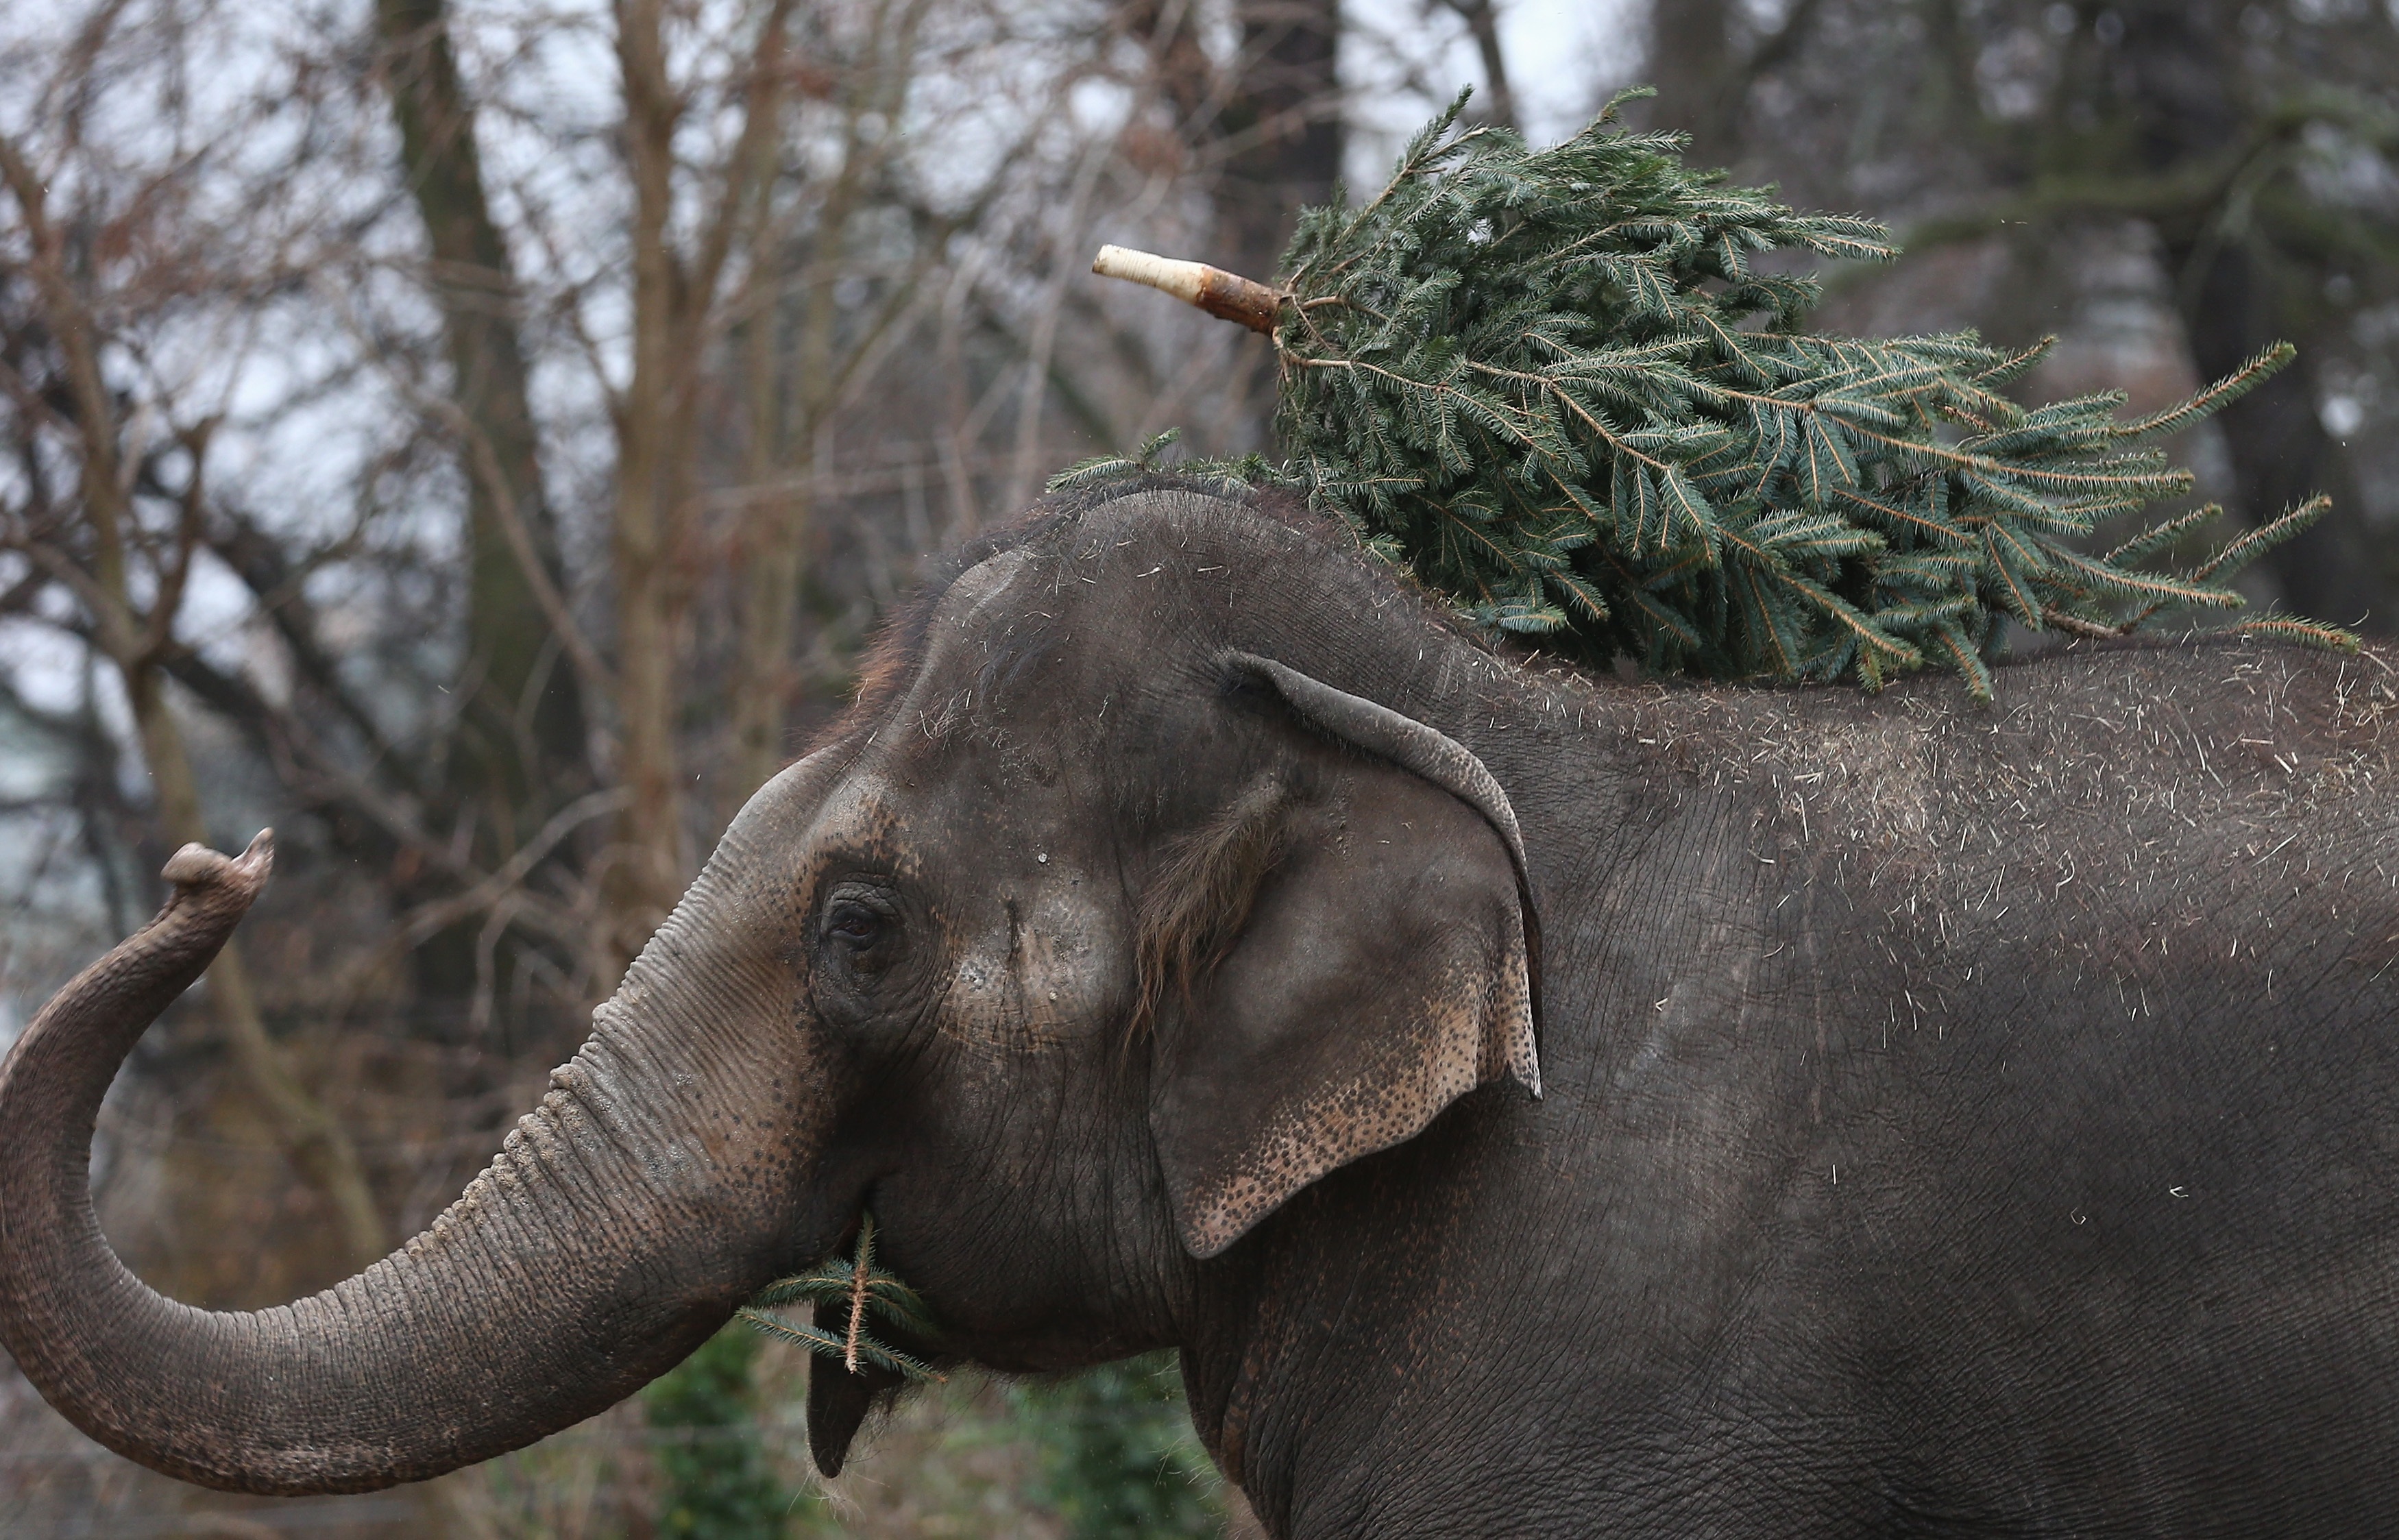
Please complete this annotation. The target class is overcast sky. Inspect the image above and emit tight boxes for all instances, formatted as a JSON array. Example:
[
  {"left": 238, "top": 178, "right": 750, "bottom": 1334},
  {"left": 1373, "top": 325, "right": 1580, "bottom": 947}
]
[{"left": 1343, "top": 0, "right": 1646, "bottom": 184}]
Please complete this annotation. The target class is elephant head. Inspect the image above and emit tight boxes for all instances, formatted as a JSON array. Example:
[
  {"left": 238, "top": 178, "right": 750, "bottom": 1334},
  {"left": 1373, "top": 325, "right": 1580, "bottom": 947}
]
[{"left": 0, "top": 486, "right": 1540, "bottom": 1492}]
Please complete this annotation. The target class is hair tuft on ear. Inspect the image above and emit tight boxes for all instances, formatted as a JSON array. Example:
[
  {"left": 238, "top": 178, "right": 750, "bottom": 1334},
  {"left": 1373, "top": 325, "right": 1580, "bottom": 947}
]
[{"left": 1131, "top": 771, "right": 1301, "bottom": 1039}]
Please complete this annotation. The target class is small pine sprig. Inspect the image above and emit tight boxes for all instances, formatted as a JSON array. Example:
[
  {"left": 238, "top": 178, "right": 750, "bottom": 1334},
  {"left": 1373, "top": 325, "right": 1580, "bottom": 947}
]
[
  {"left": 738, "top": 1212, "right": 944, "bottom": 1383},
  {"left": 1047, "top": 428, "right": 1273, "bottom": 498},
  {"left": 1088, "top": 88, "right": 2358, "bottom": 696}
]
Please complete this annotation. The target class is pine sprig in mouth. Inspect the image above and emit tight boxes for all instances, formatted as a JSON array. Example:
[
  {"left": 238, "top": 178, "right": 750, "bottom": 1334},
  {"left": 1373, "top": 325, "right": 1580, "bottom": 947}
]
[{"left": 739, "top": 1212, "right": 944, "bottom": 1383}]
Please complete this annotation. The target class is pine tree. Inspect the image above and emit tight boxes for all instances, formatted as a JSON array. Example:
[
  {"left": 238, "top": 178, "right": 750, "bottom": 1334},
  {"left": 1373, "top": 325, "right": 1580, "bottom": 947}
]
[{"left": 1082, "top": 90, "right": 2352, "bottom": 697}]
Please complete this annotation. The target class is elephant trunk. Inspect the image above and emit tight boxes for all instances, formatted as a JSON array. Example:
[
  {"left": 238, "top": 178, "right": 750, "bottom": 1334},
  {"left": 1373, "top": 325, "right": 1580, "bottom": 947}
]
[{"left": 0, "top": 805, "right": 827, "bottom": 1494}]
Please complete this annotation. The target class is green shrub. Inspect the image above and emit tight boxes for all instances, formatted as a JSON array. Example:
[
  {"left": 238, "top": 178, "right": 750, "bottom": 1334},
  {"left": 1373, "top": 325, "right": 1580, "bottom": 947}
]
[
  {"left": 1010, "top": 1354, "right": 1223, "bottom": 1539},
  {"left": 646, "top": 1326, "right": 792, "bottom": 1540}
]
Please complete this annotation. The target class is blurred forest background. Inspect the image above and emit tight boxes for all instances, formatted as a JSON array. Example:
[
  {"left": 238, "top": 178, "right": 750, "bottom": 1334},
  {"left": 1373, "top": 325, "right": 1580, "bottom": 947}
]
[{"left": 1, "top": 0, "right": 2393, "bottom": 1534}]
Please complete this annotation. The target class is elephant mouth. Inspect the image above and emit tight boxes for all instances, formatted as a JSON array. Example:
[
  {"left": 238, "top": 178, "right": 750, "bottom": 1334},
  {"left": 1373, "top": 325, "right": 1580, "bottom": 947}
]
[
  {"left": 756, "top": 1203, "right": 949, "bottom": 1477},
  {"left": 737, "top": 1208, "right": 944, "bottom": 1384}
]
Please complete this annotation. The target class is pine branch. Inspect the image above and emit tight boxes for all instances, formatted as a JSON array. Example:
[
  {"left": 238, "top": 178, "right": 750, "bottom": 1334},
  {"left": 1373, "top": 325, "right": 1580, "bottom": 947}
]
[
  {"left": 1089, "top": 93, "right": 2355, "bottom": 689},
  {"left": 2230, "top": 617, "right": 2363, "bottom": 652},
  {"left": 739, "top": 1211, "right": 945, "bottom": 1383}
]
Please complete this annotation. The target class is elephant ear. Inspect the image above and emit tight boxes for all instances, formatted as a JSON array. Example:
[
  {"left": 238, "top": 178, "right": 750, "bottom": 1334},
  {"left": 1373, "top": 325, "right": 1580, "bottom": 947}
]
[{"left": 1145, "top": 652, "right": 1542, "bottom": 1260}]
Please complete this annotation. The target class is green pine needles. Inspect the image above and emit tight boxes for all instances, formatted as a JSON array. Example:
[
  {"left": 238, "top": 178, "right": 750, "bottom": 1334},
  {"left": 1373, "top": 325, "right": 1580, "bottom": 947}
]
[
  {"left": 1075, "top": 89, "right": 2354, "bottom": 696},
  {"left": 740, "top": 1213, "right": 942, "bottom": 1383}
]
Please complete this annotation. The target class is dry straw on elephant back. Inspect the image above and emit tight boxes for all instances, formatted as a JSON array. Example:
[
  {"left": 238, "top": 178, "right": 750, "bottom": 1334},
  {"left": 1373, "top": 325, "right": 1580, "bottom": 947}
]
[{"left": 1082, "top": 89, "right": 2354, "bottom": 698}]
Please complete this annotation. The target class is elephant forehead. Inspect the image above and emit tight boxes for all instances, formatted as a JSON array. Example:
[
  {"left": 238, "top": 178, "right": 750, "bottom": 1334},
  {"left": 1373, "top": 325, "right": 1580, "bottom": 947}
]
[{"left": 796, "top": 773, "right": 914, "bottom": 865}]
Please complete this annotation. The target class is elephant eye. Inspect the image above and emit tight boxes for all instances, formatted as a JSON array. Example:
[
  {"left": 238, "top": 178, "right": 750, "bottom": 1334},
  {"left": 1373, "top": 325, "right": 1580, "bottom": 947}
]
[
  {"left": 827, "top": 906, "right": 883, "bottom": 946},
  {"left": 818, "top": 885, "right": 901, "bottom": 974}
]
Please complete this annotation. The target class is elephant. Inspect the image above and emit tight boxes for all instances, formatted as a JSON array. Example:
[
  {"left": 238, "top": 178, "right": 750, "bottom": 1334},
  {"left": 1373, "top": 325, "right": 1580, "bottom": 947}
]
[{"left": 5, "top": 478, "right": 2399, "bottom": 1537}]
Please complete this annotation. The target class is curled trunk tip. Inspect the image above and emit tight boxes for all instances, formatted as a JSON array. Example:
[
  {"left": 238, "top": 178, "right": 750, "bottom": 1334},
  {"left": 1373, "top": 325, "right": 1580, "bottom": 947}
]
[{"left": 162, "top": 829, "right": 273, "bottom": 897}]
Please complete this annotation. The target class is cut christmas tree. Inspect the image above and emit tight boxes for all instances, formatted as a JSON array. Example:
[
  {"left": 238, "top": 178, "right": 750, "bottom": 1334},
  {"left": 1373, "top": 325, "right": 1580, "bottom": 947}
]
[{"left": 1081, "top": 90, "right": 2350, "bottom": 698}]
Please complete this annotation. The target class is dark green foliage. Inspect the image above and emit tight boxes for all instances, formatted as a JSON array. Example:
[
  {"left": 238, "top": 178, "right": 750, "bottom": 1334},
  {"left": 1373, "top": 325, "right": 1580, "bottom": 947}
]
[
  {"left": 740, "top": 1212, "right": 942, "bottom": 1381},
  {"left": 1064, "top": 90, "right": 2354, "bottom": 694},
  {"left": 644, "top": 1326, "right": 791, "bottom": 1540},
  {"left": 1010, "top": 1354, "right": 1221, "bottom": 1540}
]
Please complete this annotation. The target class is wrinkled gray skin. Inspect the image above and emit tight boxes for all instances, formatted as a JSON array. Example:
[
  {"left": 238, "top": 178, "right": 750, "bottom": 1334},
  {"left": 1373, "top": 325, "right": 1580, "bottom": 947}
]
[{"left": 5, "top": 483, "right": 2399, "bottom": 1535}]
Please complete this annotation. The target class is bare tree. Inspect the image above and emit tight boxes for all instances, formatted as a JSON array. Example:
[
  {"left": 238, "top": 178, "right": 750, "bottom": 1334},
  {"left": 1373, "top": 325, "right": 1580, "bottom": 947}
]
[{"left": 0, "top": 19, "right": 386, "bottom": 1269}]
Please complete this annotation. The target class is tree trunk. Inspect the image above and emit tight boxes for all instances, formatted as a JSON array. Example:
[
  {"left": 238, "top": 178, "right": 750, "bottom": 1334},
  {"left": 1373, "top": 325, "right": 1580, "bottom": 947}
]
[
  {"left": 1440, "top": 0, "right": 1517, "bottom": 130},
  {"left": 727, "top": 236, "right": 813, "bottom": 805},
  {"left": 1211, "top": 0, "right": 1343, "bottom": 448},
  {"left": 2107, "top": 1, "right": 2384, "bottom": 628},
  {"left": 605, "top": 0, "right": 801, "bottom": 949},
  {"left": 1644, "top": 0, "right": 1734, "bottom": 162},
  {"left": 374, "top": 0, "right": 588, "bottom": 830},
  {"left": 374, "top": 0, "right": 596, "bottom": 1043},
  {"left": 1217, "top": 0, "right": 1343, "bottom": 289},
  {"left": 723, "top": 0, "right": 934, "bottom": 808},
  {"left": 2179, "top": 242, "right": 2376, "bottom": 624},
  {"left": 606, "top": 0, "right": 701, "bottom": 953}
]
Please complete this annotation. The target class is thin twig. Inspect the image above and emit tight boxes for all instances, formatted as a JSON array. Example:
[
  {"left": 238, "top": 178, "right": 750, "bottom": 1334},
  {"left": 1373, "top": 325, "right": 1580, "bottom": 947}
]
[{"left": 844, "top": 1216, "right": 875, "bottom": 1373}]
